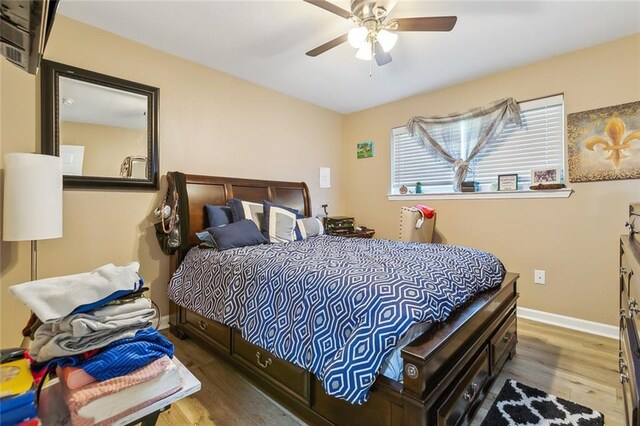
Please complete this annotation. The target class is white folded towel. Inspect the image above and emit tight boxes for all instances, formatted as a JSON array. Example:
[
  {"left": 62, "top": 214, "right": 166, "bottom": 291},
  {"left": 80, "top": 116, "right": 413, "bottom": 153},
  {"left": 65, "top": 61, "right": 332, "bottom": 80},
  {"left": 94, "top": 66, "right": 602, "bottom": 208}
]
[{"left": 10, "top": 262, "right": 142, "bottom": 323}]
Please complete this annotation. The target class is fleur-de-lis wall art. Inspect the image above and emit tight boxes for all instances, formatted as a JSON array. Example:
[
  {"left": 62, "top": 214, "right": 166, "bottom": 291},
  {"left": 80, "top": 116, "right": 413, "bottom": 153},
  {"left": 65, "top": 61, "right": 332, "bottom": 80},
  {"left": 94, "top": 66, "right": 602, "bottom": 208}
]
[
  {"left": 568, "top": 101, "right": 640, "bottom": 182},
  {"left": 584, "top": 117, "right": 640, "bottom": 167}
]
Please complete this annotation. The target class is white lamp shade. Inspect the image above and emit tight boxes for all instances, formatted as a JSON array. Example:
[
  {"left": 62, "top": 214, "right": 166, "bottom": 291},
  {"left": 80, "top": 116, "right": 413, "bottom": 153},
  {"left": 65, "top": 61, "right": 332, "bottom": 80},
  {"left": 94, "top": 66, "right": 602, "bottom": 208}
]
[
  {"left": 377, "top": 29, "right": 398, "bottom": 52},
  {"left": 3, "top": 153, "right": 63, "bottom": 241},
  {"left": 355, "top": 42, "right": 373, "bottom": 60},
  {"left": 348, "top": 27, "right": 368, "bottom": 48}
]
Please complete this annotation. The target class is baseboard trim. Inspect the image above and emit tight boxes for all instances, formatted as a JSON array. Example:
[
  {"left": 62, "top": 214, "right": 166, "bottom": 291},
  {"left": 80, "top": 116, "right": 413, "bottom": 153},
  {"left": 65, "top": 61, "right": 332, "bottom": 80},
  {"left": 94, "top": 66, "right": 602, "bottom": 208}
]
[
  {"left": 517, "top": 307, "right": 618, "bottom": 340},
  {"left": 158, "top": 315, "right": 170, "bottom": 331}
]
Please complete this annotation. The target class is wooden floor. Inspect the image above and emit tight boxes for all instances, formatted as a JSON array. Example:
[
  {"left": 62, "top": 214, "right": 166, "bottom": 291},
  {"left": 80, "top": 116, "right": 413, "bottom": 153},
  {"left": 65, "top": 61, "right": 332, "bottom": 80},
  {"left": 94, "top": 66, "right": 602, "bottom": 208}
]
[{"left": 158, "top": 318, "right": 622, "bottom": 425}]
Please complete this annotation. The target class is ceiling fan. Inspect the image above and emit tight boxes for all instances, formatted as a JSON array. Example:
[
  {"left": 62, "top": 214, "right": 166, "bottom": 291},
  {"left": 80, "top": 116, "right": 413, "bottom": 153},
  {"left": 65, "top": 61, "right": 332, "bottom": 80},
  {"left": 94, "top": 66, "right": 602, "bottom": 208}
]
[{"left": 303, "top": 0, "right": 457, "bottom": 66}]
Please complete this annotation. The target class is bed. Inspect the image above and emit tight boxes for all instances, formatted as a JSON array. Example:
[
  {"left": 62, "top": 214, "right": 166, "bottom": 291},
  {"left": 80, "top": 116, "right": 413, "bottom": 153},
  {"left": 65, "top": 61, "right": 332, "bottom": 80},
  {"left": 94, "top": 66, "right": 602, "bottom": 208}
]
[{"left": 167, "top": 172, "right": 519, "bottom": 426}]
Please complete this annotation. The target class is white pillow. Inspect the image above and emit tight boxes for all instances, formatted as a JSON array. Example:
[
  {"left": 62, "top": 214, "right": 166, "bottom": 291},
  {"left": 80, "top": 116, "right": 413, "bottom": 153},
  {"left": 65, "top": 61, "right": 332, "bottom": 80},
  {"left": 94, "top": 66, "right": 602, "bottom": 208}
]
[
  {"left": 267, "top": 205, "right": 298, "bottom": 243},
  {"left": 296, "top": 217, "right": 324, "bottom": 239}
]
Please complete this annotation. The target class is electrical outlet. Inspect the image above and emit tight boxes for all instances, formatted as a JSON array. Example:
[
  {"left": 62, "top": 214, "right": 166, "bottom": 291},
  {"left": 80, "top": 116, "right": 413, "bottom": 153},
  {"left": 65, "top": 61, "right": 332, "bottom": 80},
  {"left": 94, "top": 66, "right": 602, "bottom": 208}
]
[{"left": 534, "top": 269, "right": 546, "bottom": 285}]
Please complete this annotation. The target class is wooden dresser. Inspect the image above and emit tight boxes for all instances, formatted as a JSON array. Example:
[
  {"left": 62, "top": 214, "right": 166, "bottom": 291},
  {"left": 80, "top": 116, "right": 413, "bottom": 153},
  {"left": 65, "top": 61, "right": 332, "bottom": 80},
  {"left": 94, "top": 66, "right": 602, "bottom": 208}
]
[{"left": 620, "top": 203, "right": 640, "bottom": 425}]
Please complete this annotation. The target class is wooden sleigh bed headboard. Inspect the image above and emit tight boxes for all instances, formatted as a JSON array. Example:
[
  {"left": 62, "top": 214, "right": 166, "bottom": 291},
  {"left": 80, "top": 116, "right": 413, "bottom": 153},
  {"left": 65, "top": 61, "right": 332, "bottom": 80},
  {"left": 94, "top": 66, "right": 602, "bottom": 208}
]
[{"left": 169, "top": 173, "right": 312, "bottom": 247}]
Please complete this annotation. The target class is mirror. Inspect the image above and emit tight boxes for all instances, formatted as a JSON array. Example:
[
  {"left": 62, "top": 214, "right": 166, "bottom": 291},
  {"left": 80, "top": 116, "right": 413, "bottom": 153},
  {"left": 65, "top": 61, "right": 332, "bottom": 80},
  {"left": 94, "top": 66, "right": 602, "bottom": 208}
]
[{"left": 41, "top": 60, "right": 159, "bottom": 189}]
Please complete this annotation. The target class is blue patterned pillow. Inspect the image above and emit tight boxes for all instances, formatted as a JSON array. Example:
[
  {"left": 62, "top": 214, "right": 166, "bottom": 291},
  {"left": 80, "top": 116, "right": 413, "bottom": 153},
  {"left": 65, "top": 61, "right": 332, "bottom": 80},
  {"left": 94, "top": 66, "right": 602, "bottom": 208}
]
[
  {"left": 262, "top": 201, "right": 300, "bottom": 243},
  {"left": 206, "top": 220, "right": 267, "bottom": 250},
  {"left": 227, "top": 198, "right": 263, "bottom": 229},
  {"left": 205, "top": 205, "right": 232, "bottom": 227}
]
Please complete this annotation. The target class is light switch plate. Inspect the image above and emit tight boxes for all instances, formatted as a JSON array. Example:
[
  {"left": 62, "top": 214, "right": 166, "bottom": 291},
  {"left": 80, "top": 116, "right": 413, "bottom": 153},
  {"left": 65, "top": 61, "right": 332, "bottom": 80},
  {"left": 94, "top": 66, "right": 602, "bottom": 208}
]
[{"left": 319, "top": 167, "right": 331, "bottom": 188}]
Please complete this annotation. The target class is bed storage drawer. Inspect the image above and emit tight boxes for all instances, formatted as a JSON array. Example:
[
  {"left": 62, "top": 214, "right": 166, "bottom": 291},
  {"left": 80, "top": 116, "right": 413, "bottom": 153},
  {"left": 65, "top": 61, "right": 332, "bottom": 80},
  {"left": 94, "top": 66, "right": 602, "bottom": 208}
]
[
  {"left": 435, "top": 347, "right": 490, "bottom": 426},
  {"left": 232, "top": 330, "right": 310, "bottom": 405},
  {"left": 491, "top": 310, "right": 517, "bottom": 373},
  {"left": 183, "top": 310, "right": 231, "bottom": 351}
]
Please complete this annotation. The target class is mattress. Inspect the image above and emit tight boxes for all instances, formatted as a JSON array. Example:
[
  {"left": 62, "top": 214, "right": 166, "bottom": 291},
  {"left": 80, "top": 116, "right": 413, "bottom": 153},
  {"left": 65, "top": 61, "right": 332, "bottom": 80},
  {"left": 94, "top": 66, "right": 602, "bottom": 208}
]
[{"left": 169, "top": 235, "right": 504, "bottom": 403}]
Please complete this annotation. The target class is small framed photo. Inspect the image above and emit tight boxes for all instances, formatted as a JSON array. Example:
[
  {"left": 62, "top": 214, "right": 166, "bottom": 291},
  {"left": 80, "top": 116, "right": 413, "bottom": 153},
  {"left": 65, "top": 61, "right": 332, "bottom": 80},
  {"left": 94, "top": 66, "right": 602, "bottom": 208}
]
[
  {"left": 356, "top": 141, "right": 374, "bottom": 159},
  {"left": 531, "top": 168, "right": 561, "bottom": 185},
  {"left": 498, "top": 174, "right": 518, "bottom": 191}
]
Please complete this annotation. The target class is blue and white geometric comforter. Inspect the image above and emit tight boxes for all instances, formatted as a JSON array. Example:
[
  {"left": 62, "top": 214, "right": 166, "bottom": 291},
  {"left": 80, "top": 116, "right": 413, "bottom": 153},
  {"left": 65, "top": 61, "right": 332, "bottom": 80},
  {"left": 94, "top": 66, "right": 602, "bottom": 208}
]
[{"left": 168, "top": 236, "right": 505, "bottom": 404}]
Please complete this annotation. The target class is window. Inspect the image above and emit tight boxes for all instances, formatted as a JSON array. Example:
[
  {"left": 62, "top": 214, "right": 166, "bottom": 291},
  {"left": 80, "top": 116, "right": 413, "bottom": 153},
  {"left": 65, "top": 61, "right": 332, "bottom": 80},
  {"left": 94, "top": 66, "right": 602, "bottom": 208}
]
[{"left": 391, "top": 95, "right": 564, "bottom": 194}]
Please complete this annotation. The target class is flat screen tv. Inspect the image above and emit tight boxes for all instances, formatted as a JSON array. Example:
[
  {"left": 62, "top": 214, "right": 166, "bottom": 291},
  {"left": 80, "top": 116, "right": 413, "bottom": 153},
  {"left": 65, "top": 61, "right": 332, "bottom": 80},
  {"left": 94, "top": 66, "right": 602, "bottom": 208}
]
[{"left": 1, "top": 0, "right": 59, "bottom": 74}]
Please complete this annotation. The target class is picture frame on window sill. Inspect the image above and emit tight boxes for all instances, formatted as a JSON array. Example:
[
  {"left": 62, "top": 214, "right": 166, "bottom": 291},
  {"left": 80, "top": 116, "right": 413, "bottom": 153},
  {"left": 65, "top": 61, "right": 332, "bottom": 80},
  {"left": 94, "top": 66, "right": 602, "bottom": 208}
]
[
  {"left": 498, "top": 174, "right": 518, "bottom": 191},
  {"left": 531, "top": 168, "right": 561, "bottom": 185}
]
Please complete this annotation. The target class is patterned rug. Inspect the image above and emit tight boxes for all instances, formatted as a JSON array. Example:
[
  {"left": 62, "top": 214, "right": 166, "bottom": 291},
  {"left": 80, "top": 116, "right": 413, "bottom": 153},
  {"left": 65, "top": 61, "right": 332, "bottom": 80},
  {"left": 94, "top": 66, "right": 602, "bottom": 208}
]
[{"left": 480, "top": 380, "right": 604, "bottom": 426}]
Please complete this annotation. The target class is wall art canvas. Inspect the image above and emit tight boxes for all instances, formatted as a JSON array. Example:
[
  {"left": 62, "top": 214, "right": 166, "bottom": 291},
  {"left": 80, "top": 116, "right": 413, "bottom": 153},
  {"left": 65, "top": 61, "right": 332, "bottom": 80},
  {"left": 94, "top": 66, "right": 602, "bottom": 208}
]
[
  {"left": 567, "top": 101, "right": 640, "bottom": 182},
  {"left": 356, "top": 141, "right": 374, "bottom": 159}
]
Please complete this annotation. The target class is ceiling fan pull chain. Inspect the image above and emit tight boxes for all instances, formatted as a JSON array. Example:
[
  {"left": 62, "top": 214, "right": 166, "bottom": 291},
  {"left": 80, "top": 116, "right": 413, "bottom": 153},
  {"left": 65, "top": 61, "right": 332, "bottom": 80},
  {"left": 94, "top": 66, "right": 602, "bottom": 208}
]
[{"left": 369, "top": 42, "right": 373, "bottom": 78}]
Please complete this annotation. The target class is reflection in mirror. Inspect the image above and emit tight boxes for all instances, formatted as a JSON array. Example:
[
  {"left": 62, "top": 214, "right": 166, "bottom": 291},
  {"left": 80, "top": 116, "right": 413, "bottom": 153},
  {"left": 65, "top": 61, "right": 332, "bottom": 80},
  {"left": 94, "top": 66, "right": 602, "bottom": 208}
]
[
  {"left": 41, "top": 60, "right": 159, "bottom": 190},
  {"left": 59, "top": 78, "right": 148, "bottom": 178},
  {"left": 120, "top": 155, "right": 147, "bottom": 178}
]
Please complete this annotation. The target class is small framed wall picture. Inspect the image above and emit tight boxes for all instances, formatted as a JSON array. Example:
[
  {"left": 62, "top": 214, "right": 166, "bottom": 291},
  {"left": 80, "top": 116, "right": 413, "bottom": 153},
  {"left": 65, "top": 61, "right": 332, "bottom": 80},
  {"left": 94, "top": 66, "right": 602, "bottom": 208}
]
[
  {"left": 356, "top": 141, "right": 374, "bottom": 159},
  {"left": 531, "top": 168, "right": 561, "bottom": 185},
  {"left": 498, "top": 174, "right": 518, "bottom": 191}
]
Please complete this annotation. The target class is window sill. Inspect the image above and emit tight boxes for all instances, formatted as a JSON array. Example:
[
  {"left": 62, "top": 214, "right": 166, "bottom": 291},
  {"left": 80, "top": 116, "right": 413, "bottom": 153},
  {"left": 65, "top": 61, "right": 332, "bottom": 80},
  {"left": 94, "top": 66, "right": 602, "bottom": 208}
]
[{"left": 387, "top": 188, "right": 573, "bottom": 201}]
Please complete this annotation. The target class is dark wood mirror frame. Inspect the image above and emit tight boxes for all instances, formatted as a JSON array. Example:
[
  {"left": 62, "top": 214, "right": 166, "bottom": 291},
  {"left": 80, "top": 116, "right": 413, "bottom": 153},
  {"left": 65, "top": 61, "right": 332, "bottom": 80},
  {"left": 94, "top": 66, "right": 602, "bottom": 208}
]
[{"left": 40, "top": 59, "right": 159, "bottom": 190}]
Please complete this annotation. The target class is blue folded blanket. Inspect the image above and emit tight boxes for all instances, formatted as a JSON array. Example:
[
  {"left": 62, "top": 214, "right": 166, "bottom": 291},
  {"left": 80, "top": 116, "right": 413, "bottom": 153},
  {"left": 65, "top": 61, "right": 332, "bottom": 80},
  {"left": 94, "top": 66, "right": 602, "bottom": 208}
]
[{"left": 33, "top": 327, "right": 173, "bottom": 381}]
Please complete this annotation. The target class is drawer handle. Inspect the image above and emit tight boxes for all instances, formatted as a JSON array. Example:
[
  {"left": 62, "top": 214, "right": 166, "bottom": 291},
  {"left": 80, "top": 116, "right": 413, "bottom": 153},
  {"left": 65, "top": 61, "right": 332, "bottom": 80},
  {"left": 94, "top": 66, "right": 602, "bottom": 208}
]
[
  {"left": 621, "top": 267, "right": 628, "bottom": 277},
  {"left": 463, "top": 382, "right": 479, "bottom": 402},
  {"left": 621, "top": 373, "right": 629, "bottom": 384},
  {"left": 198, "top": 319, "right": 208, "bottom": 332},
  {"left": 255, "top": 351, "right": 272, "bottom": 369},
  {"left": 620, "top": 358, "right": 628, "bottom": 372},
  {"left": 503, "top": 332, "right": 512, "bottom": 343}
]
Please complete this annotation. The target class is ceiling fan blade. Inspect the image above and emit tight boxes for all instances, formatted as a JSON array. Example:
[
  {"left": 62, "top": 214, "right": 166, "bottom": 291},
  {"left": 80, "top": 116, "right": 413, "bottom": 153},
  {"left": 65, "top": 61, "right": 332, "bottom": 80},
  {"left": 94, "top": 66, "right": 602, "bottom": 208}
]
[
  {"left": 306, "top": 34, "right": 349, "bottom": 57},
  {"left": 374, "top": 42, "right": 392, "bottom": 66},
  {"left": 393, "top": 16, "right": 458, "bottom": 32},
  {"left": 303, "top": 0, "right": 353, "bottom": 20}
]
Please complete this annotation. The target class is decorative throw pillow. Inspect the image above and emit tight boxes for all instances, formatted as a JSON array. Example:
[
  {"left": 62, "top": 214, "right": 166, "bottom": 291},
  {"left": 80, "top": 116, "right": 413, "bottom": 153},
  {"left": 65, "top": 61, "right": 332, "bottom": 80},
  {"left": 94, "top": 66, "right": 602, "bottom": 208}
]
[
  {"left": 263, "top": 201, "right": 299, "bottom": 243},
  {"left": 296, "top": 217, "right": 325, "bottom": 239},
  {"left": 195, "top": 231, "right": 216, "bottom": 248},
  {"left": 293, "top": 213, "right": 306, "bottom": 241},
  {"left": 204, "top": 205, "right": 233, "bottom": 228},
  {"left": 206, "top": 220, "right": 267, "bottom": 250},
  {"left": 227, "top": 198, "right": 263, "bottom": 229}
]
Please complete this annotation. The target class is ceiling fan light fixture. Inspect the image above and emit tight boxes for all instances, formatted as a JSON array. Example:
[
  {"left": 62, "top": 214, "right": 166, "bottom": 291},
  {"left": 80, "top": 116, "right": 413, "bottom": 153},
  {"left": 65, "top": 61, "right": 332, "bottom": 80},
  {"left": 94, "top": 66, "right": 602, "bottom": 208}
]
[
  {"left": 377, "top": 29, "right": 398, "bottom": 52},
  {"left": 348, "top": 26, "right": 368, "bottom": 48},
  {"left": 355, "top": 42, "right": 373, "bottom": 60}
]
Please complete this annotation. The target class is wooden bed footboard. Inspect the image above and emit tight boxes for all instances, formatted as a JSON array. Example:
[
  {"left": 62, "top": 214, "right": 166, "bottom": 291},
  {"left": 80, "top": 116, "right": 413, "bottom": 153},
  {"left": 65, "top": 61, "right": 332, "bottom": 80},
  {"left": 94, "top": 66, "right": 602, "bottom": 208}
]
[{"left": 165, "top": 172, "right": 519, "bottom": 425}]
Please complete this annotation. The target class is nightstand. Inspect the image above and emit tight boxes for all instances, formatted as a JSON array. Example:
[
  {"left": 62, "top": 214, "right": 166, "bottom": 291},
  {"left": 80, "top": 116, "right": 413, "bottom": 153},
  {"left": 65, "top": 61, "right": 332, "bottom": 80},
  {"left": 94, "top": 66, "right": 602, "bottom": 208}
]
[{"left": 330, "top": 229, "right": 375, "bottom": 238}]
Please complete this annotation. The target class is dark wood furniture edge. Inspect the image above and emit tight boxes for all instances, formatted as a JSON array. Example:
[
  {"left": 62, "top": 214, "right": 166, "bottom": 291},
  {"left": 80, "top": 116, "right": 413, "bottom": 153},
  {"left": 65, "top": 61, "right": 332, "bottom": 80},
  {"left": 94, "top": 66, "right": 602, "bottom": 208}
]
[
  {"left": 620, "top": 234, "right": 640, "bottom": 425},
  {"left": 166, "top": 172, "right": 519, "bottom": 425}
]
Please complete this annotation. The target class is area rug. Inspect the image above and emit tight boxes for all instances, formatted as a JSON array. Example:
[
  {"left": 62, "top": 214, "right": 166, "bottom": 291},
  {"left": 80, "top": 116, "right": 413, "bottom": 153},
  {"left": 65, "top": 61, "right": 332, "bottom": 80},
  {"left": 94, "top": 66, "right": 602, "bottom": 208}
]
[{"left": 480, "top": 379, "right": 604, "bottom": 426}]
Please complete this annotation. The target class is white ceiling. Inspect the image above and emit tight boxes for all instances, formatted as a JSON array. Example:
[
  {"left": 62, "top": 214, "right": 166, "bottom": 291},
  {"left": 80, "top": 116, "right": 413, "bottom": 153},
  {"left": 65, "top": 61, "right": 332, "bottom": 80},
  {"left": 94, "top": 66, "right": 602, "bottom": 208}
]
[{"left": 58, "top": 1, "right": 640, "bottom": 114}]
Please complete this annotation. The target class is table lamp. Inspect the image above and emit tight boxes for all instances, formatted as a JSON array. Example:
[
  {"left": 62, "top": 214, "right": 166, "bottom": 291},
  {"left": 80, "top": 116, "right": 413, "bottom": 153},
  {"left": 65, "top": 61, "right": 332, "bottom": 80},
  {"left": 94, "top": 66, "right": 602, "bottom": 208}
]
[{"left": 3, "top": 153, "right": 63, "bottom": 281}]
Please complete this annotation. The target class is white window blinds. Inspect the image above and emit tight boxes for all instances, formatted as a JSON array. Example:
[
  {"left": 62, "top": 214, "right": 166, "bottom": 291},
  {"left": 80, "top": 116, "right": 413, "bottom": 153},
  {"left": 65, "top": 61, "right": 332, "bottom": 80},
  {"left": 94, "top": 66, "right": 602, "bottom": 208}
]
[{"left": 391, "top": 94, "right": 564, "bottom": 193}]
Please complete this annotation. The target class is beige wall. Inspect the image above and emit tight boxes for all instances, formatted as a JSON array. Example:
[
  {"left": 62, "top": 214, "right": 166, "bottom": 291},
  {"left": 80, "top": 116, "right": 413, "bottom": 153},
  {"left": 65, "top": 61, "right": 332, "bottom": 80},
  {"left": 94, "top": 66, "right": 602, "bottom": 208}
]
[
  {"left": 343, "top": 34, "right": 640, "bottom": 327},
  {"left": 61, "top": 121, "right": 147, "bottom": 177},
  {"left": 0, "top": 16, "right": 344, "bottom": 347}
]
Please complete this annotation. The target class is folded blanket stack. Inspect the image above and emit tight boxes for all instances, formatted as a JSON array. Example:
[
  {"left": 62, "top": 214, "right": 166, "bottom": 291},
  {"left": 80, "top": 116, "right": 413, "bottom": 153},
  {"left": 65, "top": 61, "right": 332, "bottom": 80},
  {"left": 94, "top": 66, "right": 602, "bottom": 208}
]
[{"left": 10, "top": 262, "right": 181, "bottom": 425}]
